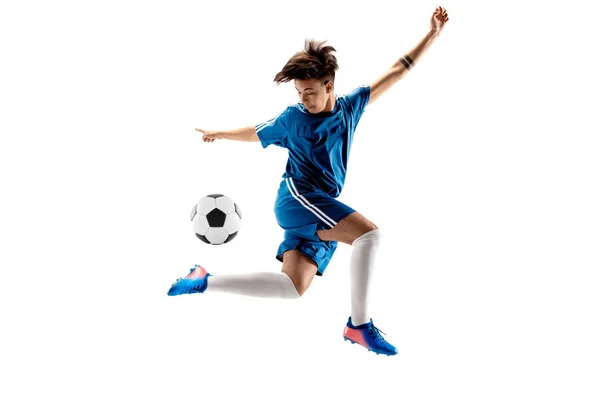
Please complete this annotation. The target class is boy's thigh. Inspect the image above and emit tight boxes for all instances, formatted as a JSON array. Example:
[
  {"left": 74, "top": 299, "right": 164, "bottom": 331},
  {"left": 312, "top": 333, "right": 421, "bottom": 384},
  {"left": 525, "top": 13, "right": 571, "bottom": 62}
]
[{"left": 316, "top": 211, "right": 378, "bottom": 245}]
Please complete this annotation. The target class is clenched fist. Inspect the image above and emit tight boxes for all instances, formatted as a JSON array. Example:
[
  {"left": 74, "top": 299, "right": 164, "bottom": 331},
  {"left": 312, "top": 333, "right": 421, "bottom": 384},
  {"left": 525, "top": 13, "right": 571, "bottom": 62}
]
[{"left": 431, "top": 6, "right": 449, "bottom": 35}]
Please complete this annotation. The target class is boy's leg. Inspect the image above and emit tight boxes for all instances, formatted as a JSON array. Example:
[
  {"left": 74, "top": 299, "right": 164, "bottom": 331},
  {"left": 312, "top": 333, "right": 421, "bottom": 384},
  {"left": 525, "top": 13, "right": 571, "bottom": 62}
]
[
  {"left": 208, "top": 250, "right": 316, "bottom": 298},
  {"left": 206, "top": 272, "right": 300, "bottom": 299},
  {"left": 317, "top": 211, "right": 397, "bottom": 355},
  {"left": 317, "top": 211, "right": 379, "bottom": 325},
  {"left": 168, "top": 250, "right": 316, "bottom": 299},
  {"left": 348, "top": 228, "right": 382, "bottom": 326}
]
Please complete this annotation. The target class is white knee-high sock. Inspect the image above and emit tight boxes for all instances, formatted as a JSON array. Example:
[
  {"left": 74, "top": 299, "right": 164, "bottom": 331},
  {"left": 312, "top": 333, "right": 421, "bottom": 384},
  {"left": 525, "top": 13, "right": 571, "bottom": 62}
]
[
  {"left": 350, "top": 229, "right": 382, "bottom": 326},
  {"left": 205, "top": 272, "right": 300, "bottom": 299}
]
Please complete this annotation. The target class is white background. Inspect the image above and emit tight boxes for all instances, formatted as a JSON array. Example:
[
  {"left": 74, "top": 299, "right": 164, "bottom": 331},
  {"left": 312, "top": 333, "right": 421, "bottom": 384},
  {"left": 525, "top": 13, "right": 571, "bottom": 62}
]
[{"left": 1, "top": 0, "right": 599, "bottom": 398}]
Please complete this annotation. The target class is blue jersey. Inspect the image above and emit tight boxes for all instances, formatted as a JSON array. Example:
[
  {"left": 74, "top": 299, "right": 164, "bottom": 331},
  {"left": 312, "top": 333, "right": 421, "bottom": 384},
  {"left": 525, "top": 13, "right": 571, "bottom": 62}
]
[{"left": 255, "top": 85, "right": 370, "bottom": 198}]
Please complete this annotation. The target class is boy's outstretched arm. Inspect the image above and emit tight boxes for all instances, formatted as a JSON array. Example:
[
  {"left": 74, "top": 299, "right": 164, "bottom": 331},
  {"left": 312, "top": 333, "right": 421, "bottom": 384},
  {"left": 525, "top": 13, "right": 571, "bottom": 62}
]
[
  {"left": 195, "top": 126, "right": 259, "bottom": 143},
  {"left": 368, "top": 6, "right": 449, "bottom": 106}
]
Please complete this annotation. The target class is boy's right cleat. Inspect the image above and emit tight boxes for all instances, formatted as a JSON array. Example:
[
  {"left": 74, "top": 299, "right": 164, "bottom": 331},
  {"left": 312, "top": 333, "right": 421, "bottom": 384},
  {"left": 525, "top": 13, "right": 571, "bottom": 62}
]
[
  {"left": 167, "top": 264, "right": 211, "bottom": 296},
  {"left": 343, "top": 317, "right": 398, "bottom": 356}
]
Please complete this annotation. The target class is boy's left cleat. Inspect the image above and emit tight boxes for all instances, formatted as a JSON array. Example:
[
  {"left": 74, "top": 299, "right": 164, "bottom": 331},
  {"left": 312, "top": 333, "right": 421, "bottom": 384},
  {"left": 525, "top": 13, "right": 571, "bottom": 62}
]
[
  {"left": 167, "top": 264, "right": 211, "bottom": 296},
  {"left": 343, "top": 317, "right": 398, "bottom": 356}
]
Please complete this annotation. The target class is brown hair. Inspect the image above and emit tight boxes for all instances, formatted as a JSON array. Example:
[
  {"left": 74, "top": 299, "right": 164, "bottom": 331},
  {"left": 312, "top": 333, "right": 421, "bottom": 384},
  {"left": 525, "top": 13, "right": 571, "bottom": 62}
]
[{"left": 274, "top": 39, "right": 339, "bottom": 85}]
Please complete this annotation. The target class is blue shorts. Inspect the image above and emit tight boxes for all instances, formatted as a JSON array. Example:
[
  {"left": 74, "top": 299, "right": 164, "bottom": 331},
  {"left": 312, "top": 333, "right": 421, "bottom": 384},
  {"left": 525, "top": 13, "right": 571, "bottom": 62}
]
[{"left": 273, "top": 177, "right": 355, "bottom": 276}]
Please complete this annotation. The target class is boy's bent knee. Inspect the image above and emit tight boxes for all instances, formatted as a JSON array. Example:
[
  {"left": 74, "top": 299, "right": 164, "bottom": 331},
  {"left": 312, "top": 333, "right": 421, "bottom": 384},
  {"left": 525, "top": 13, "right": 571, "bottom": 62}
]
[
  {"left": 280, "top": 272, "right": 302, "bottom": 299},
  {"left": 281, "top": 250, "right": 318, "bottom": 297},
  {"left": 282, "top": 269, "right": 313, "bottom": 297},
  {"left": 351, "top": 228, "right": 382, "bottom": 247}
]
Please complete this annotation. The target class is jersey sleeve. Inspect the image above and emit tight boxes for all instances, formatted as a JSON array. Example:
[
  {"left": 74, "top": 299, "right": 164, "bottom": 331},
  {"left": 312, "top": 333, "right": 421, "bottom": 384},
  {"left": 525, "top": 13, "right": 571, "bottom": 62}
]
[
  {"left": 345, "top": 85, "right": 371, "bottom": 124},
  {"left": 255, "top": 106, "right": 292, "bottom": 148}
]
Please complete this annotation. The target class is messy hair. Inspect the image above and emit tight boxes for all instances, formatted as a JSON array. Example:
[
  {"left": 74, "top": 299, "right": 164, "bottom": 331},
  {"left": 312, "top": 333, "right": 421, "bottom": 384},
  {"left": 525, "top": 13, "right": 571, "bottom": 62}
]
[{"left": 274, "top": 39, "right": 339, "bottom": 85}]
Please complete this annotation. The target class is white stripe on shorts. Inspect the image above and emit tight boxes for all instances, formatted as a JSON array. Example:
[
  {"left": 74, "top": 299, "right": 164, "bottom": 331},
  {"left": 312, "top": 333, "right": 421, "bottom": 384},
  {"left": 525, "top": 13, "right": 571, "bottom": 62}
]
[{"left": 285, "top": 177, "right": 337, "bottom": 229}]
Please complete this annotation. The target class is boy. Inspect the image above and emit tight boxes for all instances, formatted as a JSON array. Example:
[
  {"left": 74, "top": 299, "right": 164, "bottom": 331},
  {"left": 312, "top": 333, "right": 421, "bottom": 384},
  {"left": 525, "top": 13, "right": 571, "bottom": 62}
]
[{"left": 169, "top": 7, "right": 449, "bottom": 356}]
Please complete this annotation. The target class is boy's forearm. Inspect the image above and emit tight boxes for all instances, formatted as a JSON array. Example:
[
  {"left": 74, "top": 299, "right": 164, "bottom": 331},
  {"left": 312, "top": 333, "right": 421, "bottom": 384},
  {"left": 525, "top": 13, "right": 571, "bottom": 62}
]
[
  {"left": 407, "top": 29, "right": 439, "bottom": 64},
  {"left": 394, "top": 29, "right": 440, "bottom": 79},
  {"left": 218, "top": 126, "right": 259, "bottom": 142}
]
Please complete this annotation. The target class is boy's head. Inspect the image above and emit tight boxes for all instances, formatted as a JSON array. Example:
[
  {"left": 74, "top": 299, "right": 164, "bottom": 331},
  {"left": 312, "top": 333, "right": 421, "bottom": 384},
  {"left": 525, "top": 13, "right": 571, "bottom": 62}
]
[{"left": 274, "top": 39, "right": 339, "bottom": 113}]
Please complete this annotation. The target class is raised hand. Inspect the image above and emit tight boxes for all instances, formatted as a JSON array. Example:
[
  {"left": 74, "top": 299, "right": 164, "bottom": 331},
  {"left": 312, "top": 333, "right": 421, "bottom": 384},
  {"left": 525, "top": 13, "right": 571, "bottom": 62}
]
[{"left": 430, "top": 6, "right": 449, "bottom": 35}]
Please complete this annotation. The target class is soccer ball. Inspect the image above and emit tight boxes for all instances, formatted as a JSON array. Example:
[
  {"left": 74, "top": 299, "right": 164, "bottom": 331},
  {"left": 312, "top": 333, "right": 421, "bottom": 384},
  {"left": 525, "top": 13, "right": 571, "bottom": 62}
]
[{"left": 190, "top": 194, "right": 242, "bottom": 245}]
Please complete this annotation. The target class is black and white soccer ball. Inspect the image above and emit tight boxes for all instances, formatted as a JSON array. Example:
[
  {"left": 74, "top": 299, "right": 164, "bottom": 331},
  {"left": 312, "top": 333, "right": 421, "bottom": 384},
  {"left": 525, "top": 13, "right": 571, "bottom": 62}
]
[{"left": 190, "top": 194, "right": 242, "bottom": 245}]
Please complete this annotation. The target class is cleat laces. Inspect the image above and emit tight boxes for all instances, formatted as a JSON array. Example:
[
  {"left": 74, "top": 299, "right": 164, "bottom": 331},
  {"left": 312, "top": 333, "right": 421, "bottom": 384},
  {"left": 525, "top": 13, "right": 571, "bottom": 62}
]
[{"left": 368, "top": 324, "right": 387, "bottom": 342}]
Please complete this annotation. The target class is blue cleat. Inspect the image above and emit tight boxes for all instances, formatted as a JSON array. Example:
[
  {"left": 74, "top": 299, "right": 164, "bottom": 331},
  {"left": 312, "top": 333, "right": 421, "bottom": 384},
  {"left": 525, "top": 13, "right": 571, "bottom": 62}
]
[
  {"left": 343, "top": 317, "right": 398, "bottom": 356},
  {"left": 167, "top": 265, "right": 211, "bottom": 296}
]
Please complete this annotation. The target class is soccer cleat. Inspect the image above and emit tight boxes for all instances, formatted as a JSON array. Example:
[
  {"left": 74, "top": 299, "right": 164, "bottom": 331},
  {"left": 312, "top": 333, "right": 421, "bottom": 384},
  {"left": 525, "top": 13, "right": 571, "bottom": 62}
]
[
  {"left": 167, "top": 264, "right": 211, "bottom": 296},
  {"left": 343, "top": 317, "right": 398, "bottom": 356}
]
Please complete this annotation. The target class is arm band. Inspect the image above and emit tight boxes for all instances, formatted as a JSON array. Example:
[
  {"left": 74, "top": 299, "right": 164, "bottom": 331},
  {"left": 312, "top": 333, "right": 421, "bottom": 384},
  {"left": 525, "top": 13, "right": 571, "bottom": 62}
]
[{"left": 399, "top": 54, "right": 415, "bottom": 70}]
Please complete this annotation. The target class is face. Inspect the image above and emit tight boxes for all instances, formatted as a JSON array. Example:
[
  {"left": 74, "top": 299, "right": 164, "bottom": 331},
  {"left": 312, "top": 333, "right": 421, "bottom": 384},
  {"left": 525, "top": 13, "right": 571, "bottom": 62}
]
[{"left": 294, "top": 78, "right": 334, "bottom": 113}]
